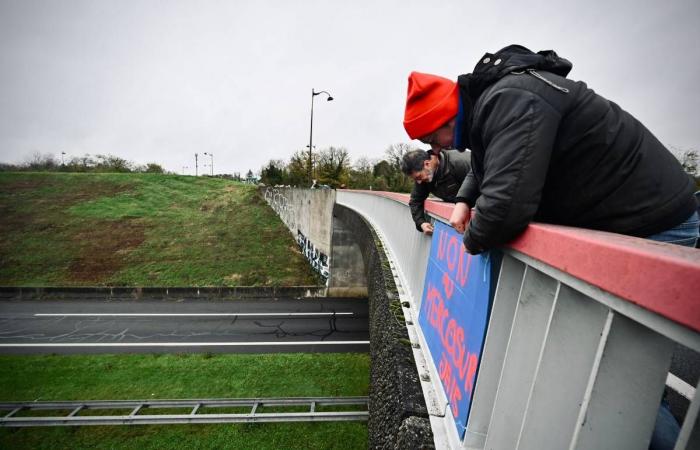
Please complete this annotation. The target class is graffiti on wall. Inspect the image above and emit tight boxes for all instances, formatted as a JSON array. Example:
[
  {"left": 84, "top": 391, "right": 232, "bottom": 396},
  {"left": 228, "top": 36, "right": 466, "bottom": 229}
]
[
  {"left": 263, "top": 187, "right": 330, "bottom": 284},
  {"left": 263, "top": 187, "right": 295, "bottom": 229},
  {"left": 297, "top": 230, "right": 330, "bottom": 283}
]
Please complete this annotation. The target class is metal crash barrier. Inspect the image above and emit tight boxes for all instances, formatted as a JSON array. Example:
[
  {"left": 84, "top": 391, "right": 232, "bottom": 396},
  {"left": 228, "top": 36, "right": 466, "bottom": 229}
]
[{"left": 337, "top": 190, "right": 700, "bottom": 450}]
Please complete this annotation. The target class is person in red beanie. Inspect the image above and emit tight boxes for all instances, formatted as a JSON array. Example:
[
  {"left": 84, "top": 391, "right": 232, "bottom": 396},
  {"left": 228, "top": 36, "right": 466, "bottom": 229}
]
[
  {"left": 403, "top": 72, "right": 460, "bottom": 153},
  {"left": 403, "top": 45, "right": 698, "bottom": 260}
]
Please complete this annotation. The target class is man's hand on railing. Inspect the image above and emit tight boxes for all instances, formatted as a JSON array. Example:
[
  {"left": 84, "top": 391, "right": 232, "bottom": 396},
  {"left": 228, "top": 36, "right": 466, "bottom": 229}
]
[
  {"left": 449, "top": 202, "right": 471, "bottom": 234},
  {"left": 420, "top": 222, "right": 435, "bottom": 235}
]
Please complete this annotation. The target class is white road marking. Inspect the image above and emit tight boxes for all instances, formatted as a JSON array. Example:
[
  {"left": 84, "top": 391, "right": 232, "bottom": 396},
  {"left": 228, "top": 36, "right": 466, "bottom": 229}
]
[
  {"left": 34, "top": 312, "right": 353, "bottom": 317},
  {"left": 0, "top": 341, "right": 369, "bottom": 348}
]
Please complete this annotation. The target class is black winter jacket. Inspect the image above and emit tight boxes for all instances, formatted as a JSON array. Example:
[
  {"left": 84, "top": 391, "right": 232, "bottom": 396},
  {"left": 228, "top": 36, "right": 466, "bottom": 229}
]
[
  {"left": 409, "top": 150, "right": 471, "bottom": 231},
  {"left": 455, "top": 45, "right": 697, "bottom": 254}
]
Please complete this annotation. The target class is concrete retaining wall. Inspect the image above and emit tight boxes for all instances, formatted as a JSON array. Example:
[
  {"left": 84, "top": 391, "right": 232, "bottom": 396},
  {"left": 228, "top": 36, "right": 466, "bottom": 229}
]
[
  {"left": 0, "top": 286, "right": 326, "bottom": 300},
  {"left": 329, "top": 209, "right": 368, "bottom": 297},
  {"left": 263, "top": 187, "right": 335, "bottom": 283},
  {"left": 262, "top": 187, "right": 367, "bottom": 296}
]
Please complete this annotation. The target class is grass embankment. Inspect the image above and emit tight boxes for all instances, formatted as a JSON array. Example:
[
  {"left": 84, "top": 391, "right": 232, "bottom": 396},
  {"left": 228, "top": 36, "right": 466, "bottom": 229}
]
[
  {"left": 0, "top": 353, "right": 369, "bottom": 449},
  {"left": 0, "top": 172, "right": 319, "bottom": 286}
]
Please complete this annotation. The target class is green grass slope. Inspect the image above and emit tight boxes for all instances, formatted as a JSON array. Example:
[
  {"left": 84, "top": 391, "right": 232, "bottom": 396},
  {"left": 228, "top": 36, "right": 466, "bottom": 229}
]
[{"left": 0, "top": 172, "right": 319, "bottom": 286}]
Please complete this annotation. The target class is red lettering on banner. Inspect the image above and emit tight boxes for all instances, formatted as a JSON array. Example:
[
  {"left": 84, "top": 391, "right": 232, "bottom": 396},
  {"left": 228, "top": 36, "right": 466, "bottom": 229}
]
[
  {"left": 426, "top": 284, "right": 449, "bottom": 336},
  {"left": 442, "top": 272, "right": 454, "bottom": 300},
  {"left": 443, "top": 319, "right": 456, "bottom": 358},
  {"left": 436, "top": 229, "right": 472, "bottom": 289},
  {"left": 444, "top": 318, "right": 467, "bottom": 379},
  {"left": 447, "top": 236, "right": 459, "bottom": 271},
  {"left": 436, "top": 295, "right": 449, "bottom": 335},
  {"left": 464, "top": 353, "right": 479, "bottom": 395},
  {"left": 439, "top": 352, "right": 463, "bottom": 419},
  {"left": 437, "top": 230, "right": 448, "bottom": 261},
  {"left": 457, "top": 252, "right": 472, "bottom": 288}
]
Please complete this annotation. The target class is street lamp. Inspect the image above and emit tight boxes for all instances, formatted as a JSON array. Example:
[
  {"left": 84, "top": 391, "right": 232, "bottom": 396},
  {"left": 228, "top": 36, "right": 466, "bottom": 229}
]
[
  {"left": 204, "top": 152, "right": 214, "bottom": 176},
  {"left": 61, "top": 151, "right": 66, "bottom": 165},
  {"left": 194, "top": 153, "right": 199, "bottom": 176},
  {"left": 309, "top": 89, "right": 333, "bottom": 184}
]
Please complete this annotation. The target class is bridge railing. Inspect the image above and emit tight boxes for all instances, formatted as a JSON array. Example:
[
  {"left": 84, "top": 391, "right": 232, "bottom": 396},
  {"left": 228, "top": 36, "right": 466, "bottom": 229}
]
[{"left": 336, "top": 190, "right": 700, "bottom": 450}]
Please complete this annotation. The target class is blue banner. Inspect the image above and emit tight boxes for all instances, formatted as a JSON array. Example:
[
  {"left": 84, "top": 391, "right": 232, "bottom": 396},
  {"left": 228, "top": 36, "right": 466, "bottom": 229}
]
[{"left": 418, "top": 221, "right": 492, "bottom": 439}]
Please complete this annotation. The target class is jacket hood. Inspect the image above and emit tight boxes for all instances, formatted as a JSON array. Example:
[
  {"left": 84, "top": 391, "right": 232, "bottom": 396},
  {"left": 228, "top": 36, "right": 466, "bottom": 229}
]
[
  {"left": 461, "top": 45, "right": 572, "bottom": 100},
  {"left": 454, "top": 45, "right": 573, "bottom": 150}
]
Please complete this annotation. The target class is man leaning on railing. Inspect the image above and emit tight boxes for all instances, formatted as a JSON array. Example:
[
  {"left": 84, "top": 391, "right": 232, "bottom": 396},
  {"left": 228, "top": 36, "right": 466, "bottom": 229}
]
[
  {"left": 402, "top": 44, "right": 698, "bottom": 450},
  {"left": 401, "top": 149, "right": 471, "bottom": 236}
]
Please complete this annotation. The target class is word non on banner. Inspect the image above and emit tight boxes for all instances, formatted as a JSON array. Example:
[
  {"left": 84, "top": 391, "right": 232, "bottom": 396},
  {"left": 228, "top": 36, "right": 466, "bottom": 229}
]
[{"left": 418, "top": 221, "right": 491, "bottom": 440}]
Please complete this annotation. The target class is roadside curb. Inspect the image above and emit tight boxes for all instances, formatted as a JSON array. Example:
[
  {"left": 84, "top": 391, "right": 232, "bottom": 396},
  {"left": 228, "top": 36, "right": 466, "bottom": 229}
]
[{"left": 0, "top": 286, "right": 327, "bottom": 300}]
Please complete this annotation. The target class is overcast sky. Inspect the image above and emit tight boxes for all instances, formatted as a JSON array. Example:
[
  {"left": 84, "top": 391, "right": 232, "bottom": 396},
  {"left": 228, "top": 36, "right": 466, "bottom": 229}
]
[{"left": 1, "top": 0, "right": 698, "bottom": 175}]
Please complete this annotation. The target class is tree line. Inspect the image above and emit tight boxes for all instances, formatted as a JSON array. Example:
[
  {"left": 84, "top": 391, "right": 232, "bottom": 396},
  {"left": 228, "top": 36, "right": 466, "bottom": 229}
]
[
  {"left": 0, "top": 152, "right": 165, "bottom": 174},
  {"left": 262, "top": 145, "right": 699, "bottom": 192},
  {"left": 259, "top": 143, "right": 421, "bottom": 192}
]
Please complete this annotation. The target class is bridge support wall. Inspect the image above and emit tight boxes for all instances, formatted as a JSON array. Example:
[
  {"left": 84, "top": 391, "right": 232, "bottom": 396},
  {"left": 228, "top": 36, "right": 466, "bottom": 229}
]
[{"left": 262, "top": 187, "right": 366, "bottom": 295}]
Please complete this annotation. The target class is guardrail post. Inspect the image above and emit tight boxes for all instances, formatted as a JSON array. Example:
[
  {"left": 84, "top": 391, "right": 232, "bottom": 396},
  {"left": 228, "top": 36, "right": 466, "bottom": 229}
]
[
  {"left": 484, "top": 267, "right": 558, "bottom": 449},
  {"left": 516, "top": 284, "right": 609, "bottom": 449},
  {"left": 569, "top": 312, "right": 674, "bottom": 449}
]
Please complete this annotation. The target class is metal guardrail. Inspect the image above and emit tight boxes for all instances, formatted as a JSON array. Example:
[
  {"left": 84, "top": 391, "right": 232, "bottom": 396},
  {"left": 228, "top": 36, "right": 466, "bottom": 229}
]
[
  {"left": 337, "top": 190, "right": 700, "bottom": 450},
  {"left": 0, "top": 397, "right": 368, "bottom": 427}
]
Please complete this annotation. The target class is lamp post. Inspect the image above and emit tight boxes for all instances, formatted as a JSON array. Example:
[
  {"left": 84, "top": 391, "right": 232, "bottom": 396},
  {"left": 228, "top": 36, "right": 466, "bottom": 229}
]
[
  {"left": 61, "top": 151, "right": 66, "bottom": 166},
  {"left": 309, "top": 89, "right": 333, "bottom": 184},
  {"left": 194, "top": 153, "right": 199, "bottom": 176},
  {"left": 204, "top": 152, "right": 214, "bottom": 176}
]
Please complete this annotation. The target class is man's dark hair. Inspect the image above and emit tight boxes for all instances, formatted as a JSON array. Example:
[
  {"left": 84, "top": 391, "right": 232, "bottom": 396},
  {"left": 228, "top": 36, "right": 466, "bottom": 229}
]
[{"left": 401, "top": 150, "right": 431, "bottom": 175}]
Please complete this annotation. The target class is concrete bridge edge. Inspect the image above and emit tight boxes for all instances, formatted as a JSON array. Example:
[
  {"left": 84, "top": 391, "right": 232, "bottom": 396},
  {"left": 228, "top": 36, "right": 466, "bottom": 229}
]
[{"left": 333, "top": 203, "right": 434, "bottom": 450}]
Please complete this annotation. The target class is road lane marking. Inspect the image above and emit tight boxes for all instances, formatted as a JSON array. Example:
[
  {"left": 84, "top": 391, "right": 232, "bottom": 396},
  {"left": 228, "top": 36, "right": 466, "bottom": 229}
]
[
  {"left": 34, "top": 312, "right": 354, "bottom": 317},
  {"left": 0, "top": 341, "right": 369, "bottom": 347}
]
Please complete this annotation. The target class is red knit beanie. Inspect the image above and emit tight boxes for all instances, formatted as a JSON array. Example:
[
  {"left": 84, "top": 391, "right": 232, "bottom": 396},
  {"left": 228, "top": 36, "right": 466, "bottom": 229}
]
[{"left": 403, "top": 71, "right": 459, "bottom": 139}]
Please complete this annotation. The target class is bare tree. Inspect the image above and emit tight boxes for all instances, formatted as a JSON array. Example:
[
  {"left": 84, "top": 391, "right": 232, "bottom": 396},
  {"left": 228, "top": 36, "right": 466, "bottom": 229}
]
[
  {"left": 316, "top": 146, "right": 351, "bottom": 187},
  {"left": 381, "top": 143, "right": 419, "bottom": 192},
  {"left": 384, "top": 142, "right": 419, "bottom": 170},
  {"left": 348, "top": 156, "right": 379, "bottom": 189},
  {"left": 25, "top": 152, "right": 59, "bottom": 170}
]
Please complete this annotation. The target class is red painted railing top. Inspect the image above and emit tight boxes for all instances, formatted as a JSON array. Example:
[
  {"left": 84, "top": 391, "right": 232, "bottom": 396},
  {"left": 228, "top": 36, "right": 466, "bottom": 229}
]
[{"left": 346, "top": 190, "right": 700, "bottom": 332}]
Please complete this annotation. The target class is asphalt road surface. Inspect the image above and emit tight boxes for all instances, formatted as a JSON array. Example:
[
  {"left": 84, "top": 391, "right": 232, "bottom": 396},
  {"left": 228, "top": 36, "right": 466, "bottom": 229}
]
[{"left": 0, "top": 297, "right": 369, "bottom": 354}]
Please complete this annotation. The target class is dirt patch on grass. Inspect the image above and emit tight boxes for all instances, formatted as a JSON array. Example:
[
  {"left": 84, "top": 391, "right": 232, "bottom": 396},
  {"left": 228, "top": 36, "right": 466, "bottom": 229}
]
[
  {"left": 53, "top": 182, "right": 135, "bottom": 209},
  {"left": 0, "top": 178, "right": 56, "bottom": 191},
  {"left": 67, "top": 220, "right": 146, "bottom": 283},
  {"left": 0, "top": 180, "right": 135, "bottom": 234}
]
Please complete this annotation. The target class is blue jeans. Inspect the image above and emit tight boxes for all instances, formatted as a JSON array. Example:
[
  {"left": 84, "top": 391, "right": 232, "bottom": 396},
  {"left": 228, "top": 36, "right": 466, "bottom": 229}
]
[
  {"left": 646, "top": 211, "right": 700, "bottom": 247},
  {"left": 645, "top": 211, "right": 698, "bottom": 450}
]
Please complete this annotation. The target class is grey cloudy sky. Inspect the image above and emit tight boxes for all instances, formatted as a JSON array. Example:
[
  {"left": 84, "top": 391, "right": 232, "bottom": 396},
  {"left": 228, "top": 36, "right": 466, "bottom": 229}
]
[{"left": 1, "top": 0, "right": 698, "bottom": 175}]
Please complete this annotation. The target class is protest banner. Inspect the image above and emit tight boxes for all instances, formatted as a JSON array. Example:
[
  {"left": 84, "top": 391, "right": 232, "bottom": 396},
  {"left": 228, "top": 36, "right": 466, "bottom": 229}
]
[{"left": 419, "top": 221, "right": 492, "bottom": 439}]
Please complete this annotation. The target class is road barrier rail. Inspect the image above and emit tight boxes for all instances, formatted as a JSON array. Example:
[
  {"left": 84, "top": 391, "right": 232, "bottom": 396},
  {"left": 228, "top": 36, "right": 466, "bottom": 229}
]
[{"left": 0, "top": 397, "right": 369, "bottom": 427}]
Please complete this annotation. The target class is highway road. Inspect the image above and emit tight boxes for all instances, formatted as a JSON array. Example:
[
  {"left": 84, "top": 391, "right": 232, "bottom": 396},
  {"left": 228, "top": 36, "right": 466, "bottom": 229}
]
[{"left": 0, "top": 297, "right": 369, "bottom": 354}]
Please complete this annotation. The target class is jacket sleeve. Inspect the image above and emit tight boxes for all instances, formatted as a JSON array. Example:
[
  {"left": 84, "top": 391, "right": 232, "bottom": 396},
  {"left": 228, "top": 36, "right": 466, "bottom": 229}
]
[
  {"left": 456, "top": 170, "right": 479, "bottom": 205},
  {"left": 451, "top": 151, "right": 472, "bottom": 183},
  {"left": 463, "top": 88, "right": 561, "bottom": 254},
  {"left": 409, "top": 182, "right": 432, "bottom": 232}
]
